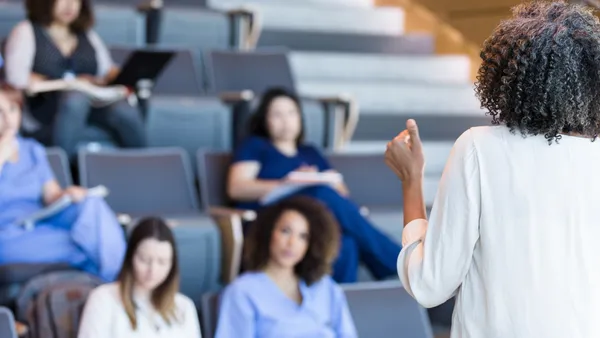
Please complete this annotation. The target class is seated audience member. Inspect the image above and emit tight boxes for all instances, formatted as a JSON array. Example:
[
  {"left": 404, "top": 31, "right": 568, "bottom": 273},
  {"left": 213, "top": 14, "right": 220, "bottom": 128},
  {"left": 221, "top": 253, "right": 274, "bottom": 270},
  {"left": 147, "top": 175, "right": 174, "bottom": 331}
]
[
  {"left": 228, "top": 87, "right": 401, "bottom": 283},
  {"left": 0, "top": 90, "right": 125, "bottom": 281},
  {"left": 78, "top": 217, "right": 202, "bottom": 338},
  {"left": 215, "top": 196, "right": 358, "bottom": 338},
  {"left": 3, "top": 0, "right": 146, "bottom": 156}
]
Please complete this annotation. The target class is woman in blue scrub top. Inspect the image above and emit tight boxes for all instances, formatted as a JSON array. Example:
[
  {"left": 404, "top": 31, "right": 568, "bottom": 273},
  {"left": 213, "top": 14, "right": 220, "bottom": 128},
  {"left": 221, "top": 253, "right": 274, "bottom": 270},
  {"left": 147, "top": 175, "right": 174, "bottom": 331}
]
[
  {"left": 228, "top": 87, "right": 401, "bottom": 283},
  {"left": 215, "top": 196, "right": 357, "bottom": 338},
  {"left": 0, "top": 90, "right": 126, "bottom": 281}
]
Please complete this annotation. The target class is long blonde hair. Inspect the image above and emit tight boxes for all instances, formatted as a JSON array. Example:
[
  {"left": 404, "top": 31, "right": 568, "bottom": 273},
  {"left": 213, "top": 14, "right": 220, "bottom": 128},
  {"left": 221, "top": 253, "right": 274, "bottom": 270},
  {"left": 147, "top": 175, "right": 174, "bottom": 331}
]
[{"left": 117, "top": 217, "right": 181, "bottom": 330}]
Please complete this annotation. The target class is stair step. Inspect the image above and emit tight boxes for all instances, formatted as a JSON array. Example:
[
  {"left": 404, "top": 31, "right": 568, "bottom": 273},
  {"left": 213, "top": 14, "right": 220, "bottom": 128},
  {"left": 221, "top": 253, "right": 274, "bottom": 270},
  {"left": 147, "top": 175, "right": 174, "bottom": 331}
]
[
  {"left": 210, "top": 2, "right": 402, "bottom": 35},
  {"left": 340, "top": 140, "right": 455, "bottom": 176},
  {"left": 259, "top": 31, "right": 433, "bottom": 55},
  {"left": 348, "top": 114, "right": 491, "bottom": 144},
  {"left": 298, "top": 81, "right": 484, "bottom": 113},
  {"left": 291, "top": 52, "right": 471, "bottom": 84},
  {"left": 210, "top": 0, "right": 375, "bottom": 8}
]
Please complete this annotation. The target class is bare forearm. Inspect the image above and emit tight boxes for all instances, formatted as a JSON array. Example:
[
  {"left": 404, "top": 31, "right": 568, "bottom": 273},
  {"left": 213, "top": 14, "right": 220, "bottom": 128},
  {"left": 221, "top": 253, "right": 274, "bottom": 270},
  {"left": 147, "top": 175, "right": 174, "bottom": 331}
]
[
  {"left": 402, "top": 178, "right": 427, "bottom": 226},
  {"left": 228, "top": 179, "right": 282, "bottom": 201}
]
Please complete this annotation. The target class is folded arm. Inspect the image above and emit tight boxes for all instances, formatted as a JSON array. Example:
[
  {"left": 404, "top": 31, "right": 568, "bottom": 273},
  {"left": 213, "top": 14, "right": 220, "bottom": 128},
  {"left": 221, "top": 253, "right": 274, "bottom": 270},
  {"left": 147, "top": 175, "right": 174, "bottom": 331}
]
[{"left": 227, "top": 161, "right": 282, "bottom": 201}]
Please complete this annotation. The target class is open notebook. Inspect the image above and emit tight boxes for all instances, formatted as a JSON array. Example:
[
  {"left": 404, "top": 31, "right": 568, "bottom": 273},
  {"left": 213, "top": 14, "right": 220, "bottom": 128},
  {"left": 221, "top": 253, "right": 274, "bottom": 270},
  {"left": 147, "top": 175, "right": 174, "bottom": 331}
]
[
  {"left": 19, "top": 185, "right": 109, "bottom": 231},
  {"left": 260, "top": 171, "right": 343, "bottom": 205},
  {"left": 26, "top": 80, "right": 129, "bottom": 107}
]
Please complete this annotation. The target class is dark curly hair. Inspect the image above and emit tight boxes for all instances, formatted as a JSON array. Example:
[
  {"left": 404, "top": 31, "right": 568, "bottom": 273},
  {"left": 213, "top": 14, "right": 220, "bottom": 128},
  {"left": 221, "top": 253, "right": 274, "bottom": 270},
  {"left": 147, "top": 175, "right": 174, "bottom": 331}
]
[
  {"left": 248, "top": 87, "right": 305, "bottom": 144},
  {"left": 475, "top": 0, "right": 600, "bottom": 144},
  {"left": 243, "top": 196, "right": 340, "bottom": 285}
]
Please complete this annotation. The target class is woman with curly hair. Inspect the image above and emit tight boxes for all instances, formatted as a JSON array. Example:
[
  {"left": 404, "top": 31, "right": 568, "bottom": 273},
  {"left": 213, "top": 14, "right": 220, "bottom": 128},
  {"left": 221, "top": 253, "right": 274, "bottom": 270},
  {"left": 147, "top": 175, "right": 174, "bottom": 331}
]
[
  {"left": 214, "top": 196, "right": 357, "bottom": 338},
  {"left": 385, "top": 1, "right": 600, "bottom": 337}
]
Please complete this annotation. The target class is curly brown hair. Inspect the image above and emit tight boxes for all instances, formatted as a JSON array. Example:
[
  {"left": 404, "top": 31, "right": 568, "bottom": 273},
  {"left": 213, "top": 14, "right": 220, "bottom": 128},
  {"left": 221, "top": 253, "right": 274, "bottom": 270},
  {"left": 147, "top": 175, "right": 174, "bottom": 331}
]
[
  {"left": 26, "top": 0, "right": 95, "bottom": 33},
  {"left": 244, "top": 196, "right": 340, "bottom": 285},
  {"left": 475, "top": 0, "right": 600, "bottom": 144}
]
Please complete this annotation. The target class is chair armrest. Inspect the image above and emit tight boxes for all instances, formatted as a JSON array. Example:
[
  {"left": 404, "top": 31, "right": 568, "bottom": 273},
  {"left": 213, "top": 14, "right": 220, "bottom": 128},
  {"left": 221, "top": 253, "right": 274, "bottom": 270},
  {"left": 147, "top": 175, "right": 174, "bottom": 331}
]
[
  {"left": 226, "top": 8, "right": 255, "bottom": 17},
  {"left": 209, "top": 207, "right": 256, "bottom": 284},
  {"left": 302, "top": 94, "right": 360, "bottom": 150},
  {"left": 219, "top": 90, "right": 255, "bottom": 103},
  {"left": 226, "top": 7, "right": 260, "bottom": 50}
]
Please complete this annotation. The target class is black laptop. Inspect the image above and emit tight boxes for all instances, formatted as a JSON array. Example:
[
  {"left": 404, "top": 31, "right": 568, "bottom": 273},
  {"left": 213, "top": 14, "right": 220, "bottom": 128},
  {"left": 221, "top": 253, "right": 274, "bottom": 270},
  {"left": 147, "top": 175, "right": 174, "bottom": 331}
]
[{"left": 110, "top": 49, "right": 176, "bottom": 87}]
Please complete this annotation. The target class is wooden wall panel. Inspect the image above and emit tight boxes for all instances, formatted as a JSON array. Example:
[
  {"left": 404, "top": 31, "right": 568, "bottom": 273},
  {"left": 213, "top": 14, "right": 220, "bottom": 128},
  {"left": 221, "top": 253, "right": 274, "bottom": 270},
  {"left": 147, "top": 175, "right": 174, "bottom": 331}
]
[{"left": 450, "top": 12, "right": 512, "bottom": 45}]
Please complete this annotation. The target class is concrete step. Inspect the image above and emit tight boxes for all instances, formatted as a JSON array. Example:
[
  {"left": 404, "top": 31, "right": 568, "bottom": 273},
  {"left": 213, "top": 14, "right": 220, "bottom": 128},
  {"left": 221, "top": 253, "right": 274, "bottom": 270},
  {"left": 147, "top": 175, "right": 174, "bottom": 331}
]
[
  {"left": 259, "top": 31, "right": 433, "bottom": 55},
  {"left": 290, "top": 52, "right": 471, "bottom": 84},
  {"left": 298, "top": 81, "right": 484, "bottom": 114},
  {"left": 210, "top": 0, "right": 375, "bottom": 7},
  {"left": 340, "top": 141, "right": 455, "bottom": 176},
  {"left": 210, "top": 1, "right": 404, "bottom": 35}
]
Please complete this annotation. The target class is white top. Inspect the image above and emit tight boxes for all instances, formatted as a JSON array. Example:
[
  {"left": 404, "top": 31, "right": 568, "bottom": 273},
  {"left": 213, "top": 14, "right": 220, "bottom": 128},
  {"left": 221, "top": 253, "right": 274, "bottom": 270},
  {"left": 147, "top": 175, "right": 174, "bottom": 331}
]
[
  {"left": 78, "top": 283, "right": 202, "bottom": 338},
  {"left": 4, "top": 21, "right": 114, "bottom": 89},
  {"left": 398, "top": 126, "right": 600, "bottom": 338}
]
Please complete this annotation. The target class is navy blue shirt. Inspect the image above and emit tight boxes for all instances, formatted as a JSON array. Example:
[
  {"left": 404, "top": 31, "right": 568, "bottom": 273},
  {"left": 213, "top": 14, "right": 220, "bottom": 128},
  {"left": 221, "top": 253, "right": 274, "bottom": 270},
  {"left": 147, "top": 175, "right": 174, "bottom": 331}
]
[{"left": 232, "top": 136, "right": 331, "bottom": 209}]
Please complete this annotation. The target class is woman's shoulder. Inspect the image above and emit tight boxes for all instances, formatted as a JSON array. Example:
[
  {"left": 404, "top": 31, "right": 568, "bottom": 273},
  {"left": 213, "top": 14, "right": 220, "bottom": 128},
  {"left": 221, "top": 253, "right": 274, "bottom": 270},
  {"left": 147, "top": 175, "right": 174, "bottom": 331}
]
[
  {"left": 241, "top": 136, "right": 271, "bottom": 148},
  {"left": 86, "top": 282, "right": 121, "bottom": 307},
  {"left": 11, "top": 21, "right": 34, "bottom": 34},
  {"left": 223, "top": 272, "right": 266, "bottom": 295},
  {"left": 17, "top": 137, "right": 45, "bottom": 156},
  {"left": 6, "top": 21, "right": 34, "bottom": 43},
  {"left": 174, "top": 292, "right": 196, "bottom": 311},
  {"left": 307, "top": 275, "right": 340, "bottom": 292}
]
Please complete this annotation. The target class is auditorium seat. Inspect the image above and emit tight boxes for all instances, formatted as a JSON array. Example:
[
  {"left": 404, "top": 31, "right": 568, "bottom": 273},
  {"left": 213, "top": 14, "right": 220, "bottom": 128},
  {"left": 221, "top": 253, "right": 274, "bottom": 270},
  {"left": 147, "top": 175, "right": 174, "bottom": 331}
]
[
  {"left": 110, "top": 46, "right": 232, "bottom": 159},
  {"left": 45, "top": 147, "right": 72, "bottom": 189},
  {"left": 77, "top": 148, "right": 222, "bottom": 302},
  {"left": 343, "top": 282, "right": 434, "bottom": 338},
  {"left": 0, "top": 307, "right": 17, "bottom": 338},
  {"left": 200, "top": 291, "right": 219, "bottom": 338},
  {"left": 197, "top": 151, "right": 245, "bottom": 284},
  {"left": 152, "top": 7, "right": 235, "bottom": 74},
  {"left": 258, "top": 30, "right": 434, "bottom": 55},
  {"left": 94, "top": 5, "right": 145, "bottom": 46},
  {"left": 205, "top": 49, "right": 356, "bottom": 149},
  {"left": 0, "top": 3, "right": 22, "bottom": 40}
]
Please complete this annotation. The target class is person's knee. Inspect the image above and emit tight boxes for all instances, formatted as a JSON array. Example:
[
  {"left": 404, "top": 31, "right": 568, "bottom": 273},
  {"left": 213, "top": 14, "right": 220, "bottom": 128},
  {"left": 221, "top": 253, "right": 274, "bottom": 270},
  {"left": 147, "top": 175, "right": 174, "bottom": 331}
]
[
  {"left": 58, "top": 91, "right": 90, "bottom": 115},
  {"left": 107, "top": 105, "right": 147, "bottom": 146},
  {"left": 305, "top": 185, "right": 340, "bottom": 200}
]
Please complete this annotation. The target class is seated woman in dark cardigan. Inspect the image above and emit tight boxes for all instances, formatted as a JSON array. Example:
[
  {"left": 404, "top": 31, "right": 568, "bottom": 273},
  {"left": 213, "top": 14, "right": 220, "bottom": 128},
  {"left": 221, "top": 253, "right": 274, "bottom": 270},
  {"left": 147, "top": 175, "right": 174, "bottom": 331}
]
[{"left": 3, "top": 0, "right": 146, "bottom": 156}]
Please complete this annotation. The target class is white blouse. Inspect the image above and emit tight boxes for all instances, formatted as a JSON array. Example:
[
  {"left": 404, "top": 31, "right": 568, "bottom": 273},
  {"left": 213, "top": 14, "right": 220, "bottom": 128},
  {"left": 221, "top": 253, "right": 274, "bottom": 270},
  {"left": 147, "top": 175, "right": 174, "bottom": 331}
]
[
  {"left": 78, "top": 283, "right": 202, "bottom": 338},
  {"left": 398, "top": 126, "right": 600, "bottom": 338}
]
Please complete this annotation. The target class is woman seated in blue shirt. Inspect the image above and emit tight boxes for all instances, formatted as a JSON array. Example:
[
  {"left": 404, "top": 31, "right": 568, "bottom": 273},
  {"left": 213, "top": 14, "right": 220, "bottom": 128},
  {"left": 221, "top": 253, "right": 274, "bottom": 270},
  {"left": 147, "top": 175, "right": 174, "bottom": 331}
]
[
  {"left": 215, "top": 196, "right": 357, "bottom": 338},
  {"left": 0, "top": 90, "right": 126, "bottom": 281},
  {"left": 228, "top": 87, "right": 401, "bottom": 283}
]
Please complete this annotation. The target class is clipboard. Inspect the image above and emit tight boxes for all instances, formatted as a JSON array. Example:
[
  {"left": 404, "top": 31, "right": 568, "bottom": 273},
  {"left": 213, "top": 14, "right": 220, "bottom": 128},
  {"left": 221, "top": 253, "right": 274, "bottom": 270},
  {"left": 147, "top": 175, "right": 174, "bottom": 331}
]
[{"left": 109, "top": 50, "right": 176, "bottom": 87}]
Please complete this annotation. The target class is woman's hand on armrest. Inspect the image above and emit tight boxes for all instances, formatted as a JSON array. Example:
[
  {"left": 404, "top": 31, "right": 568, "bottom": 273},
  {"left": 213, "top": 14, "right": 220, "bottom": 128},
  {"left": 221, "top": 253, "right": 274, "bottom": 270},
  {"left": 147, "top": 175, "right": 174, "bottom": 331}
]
[{"left": 227, "top": 161, "right": 282, "bottom": 201}]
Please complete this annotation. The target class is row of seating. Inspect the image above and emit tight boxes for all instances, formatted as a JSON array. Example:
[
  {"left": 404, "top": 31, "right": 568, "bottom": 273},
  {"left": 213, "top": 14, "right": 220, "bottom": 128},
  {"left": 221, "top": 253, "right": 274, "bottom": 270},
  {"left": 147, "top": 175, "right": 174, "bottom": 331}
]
[{"left": 45, "top": 146, "right": 441, "bottom": 338}]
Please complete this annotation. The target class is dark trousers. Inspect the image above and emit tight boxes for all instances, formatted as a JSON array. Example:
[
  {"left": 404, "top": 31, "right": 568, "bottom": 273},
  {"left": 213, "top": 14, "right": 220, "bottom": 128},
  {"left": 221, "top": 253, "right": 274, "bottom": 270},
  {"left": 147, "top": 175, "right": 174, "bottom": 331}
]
[{"left": 52, "top": 91, "right": 146, "bottom": 157}]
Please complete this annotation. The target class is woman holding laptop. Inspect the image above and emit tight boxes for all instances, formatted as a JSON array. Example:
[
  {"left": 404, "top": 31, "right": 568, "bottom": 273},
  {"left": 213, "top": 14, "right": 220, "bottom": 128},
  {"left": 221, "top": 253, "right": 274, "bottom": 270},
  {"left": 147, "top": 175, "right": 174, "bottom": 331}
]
[{"left": 3, "top": 0, "right": 146, "bottom": 156}]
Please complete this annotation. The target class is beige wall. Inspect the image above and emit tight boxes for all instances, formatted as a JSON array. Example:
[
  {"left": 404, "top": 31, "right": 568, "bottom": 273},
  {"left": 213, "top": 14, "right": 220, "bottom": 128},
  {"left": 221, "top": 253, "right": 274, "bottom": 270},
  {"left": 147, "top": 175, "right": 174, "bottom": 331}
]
[{"left": 410, "top": 0, "right": 520, "bottom": 45}]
